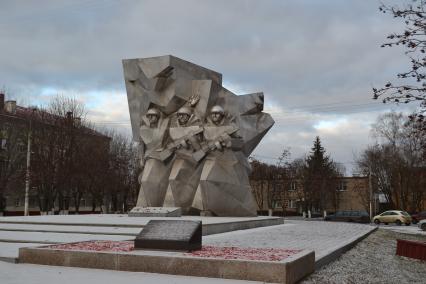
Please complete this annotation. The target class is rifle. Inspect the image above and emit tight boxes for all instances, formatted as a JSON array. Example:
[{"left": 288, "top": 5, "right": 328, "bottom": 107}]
[
  {"left": 158, "top": 127, "right": 203, "bottom": 162},
  {"left": 192, "top": 126, "right": 240, "bottom": 162}
]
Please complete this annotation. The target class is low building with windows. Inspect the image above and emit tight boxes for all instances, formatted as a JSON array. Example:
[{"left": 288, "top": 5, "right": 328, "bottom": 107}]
[
  {"left": 252, "top": 170, "right": 426, "bottom": 217},
  {"left": 0, "top": 93, "right": 111, "bottom": 216},
  {"left": 251, "top": 176, "right": 372, "bottom": 216}
]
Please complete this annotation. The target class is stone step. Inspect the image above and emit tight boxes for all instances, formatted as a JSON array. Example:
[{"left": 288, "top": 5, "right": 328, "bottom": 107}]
[
  {"left": 0, "top": 223, "right": 140, "bottom": 236},
  {"left": 0, "top": 231, "right": 133, "bottom": 244}
]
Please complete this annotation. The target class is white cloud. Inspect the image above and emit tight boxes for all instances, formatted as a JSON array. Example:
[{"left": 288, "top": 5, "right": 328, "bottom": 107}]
[
  {"left": 0, "top": 0, "right": 418, "bottom": 174},
  {"left": 314, "top": 118, "right": 350, "bottom": 135}
]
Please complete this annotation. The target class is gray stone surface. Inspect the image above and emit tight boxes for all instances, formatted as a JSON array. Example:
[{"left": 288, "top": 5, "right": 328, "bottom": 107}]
[
  {"left": 19, "top": 245, "right": 314, "bottom": 284},
  {"left": 204, "top": 220, "right": 376, "bottom": 264},
  {"left": 2, "top": 216, "right": 376, "bottom": 280},
  {"left": 0, "top": 215, "right": 284, "bottom": 254},
  {"left": 123, "top": 55, "right": 274, "bottom": 216},
  {"left": 128, "top": 207, "right": 182, "bottom": 217}
]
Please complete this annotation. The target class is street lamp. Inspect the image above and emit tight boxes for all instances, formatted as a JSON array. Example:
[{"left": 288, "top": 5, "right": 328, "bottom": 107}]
[{"left": 24, "top": 108, "right": 36, "bottom": 216}]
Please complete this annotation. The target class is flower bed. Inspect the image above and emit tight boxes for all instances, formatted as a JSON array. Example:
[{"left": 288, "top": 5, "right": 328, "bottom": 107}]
[
  {"left": 47, "top": 241, "right": 134, "bottom": 252},
  {"left": 187, "top": 246, "right": 301, "bottom": 261},
  {"left": 47, "top": 241, "right": 301, "bottom": 261}
]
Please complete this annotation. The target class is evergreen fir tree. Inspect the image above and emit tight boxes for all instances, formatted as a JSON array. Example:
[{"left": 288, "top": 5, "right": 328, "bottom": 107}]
[{"left": 302, "top": 136, "right": 342, "bottom": 214}]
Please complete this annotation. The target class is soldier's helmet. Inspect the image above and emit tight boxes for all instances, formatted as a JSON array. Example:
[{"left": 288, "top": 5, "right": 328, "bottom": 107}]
[
  {"left": 210, "top": 105, "right": 225, "bottom": 114},
  {"left": 177, "top": 106, "right": 192, "bottom": 115},
  {"left": 146, "top": 108, "right": 160, "bottom": 116}
]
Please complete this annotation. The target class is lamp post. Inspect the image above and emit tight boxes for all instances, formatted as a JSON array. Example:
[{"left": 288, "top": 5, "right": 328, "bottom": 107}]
[
  {"left": 369, "top": 167, "right": 373, "bottom": 220},
  {"left": 24, "top": 109, "right": 35, "bottom": 216}
]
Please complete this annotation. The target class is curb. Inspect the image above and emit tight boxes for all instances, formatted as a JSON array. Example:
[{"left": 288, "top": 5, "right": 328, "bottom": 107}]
[
  {"left": 315, "top": 226, "right": 377, "bottom": 269},
  {"left": 0, "top": 256, "right": 18, "bottom": 263}
]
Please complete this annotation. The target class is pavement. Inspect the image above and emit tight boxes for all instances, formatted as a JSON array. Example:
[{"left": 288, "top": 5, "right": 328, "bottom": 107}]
[
  {"left": 0, "top": 215, "right": 375, "bottom": 263},
  {"left": 205, "top": 220, "right": 372, "bottom": 259},
  {"left": 0, "top": 214, "right": 278, "bottom": 226},
  {"left": 0, "top": 215, "right": 379, "bottom": 283},
  {"left": 373, "top": 223, "right": 426, "bottom": 236},
  {"left": 0, "top": 261, "right": 260, "bottom": 284},
  {"left": 0, "top": 215, "right": 282, "bottom": 261},
  {"left": 286, "top": 216, "right": 426, "bottom": 235}
]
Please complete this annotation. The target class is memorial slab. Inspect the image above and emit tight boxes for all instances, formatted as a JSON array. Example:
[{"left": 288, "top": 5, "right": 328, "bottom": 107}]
[{"left": 134, "top": 220, "right": 201, "bottom": 251}]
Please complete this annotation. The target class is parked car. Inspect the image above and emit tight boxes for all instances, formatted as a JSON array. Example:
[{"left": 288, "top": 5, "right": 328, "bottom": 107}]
[
  {"left": 373, "top": 210, "right": 412, "bottom": 225},
  {"left": 418, "top": 220, "right": 426, "bottom": 231},
  {"left": 411, "top": 211, "right": 426, "bottom": 224},
  {"left": 324, "top": 210, "right": 370, "bottom": 223}
]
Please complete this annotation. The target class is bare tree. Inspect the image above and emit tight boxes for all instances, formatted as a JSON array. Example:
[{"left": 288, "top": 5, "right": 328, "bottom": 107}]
[
  {"left": 356, "top": 112, "right": 426, "bottom": 212},
  {"left": 373, "top": 1, "right": 426, "bottom": 161},
  {"left": 250, "top": 158, "right": 267, "bottom": 212},
  {"left": 49, "top": 96, "right": 87, "bottom": 214},
  {"left": 0, "top": 115, "right": 27, "bottom": 212},
  {"left": 90, "top": 129, "right": 139, "bottom": 214},
  {"left": 287, "top": 158, "right": 306, "bottom": 211},
  {"left": 374, "top": 1, "right": 426, "bottom": 114},
  {"left": 0, "top": 93, "right": 143, "bottom": 215},
  {"left": 249, "top": 150, "right": 291, "bottom": 215},
  {"left": 30, "top": 95, "right": 111, "bottom": 214}
]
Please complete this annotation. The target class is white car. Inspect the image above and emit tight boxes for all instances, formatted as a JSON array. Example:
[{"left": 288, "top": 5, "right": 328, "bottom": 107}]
[{"left": 419, "top": 219, "right": 426, "bottom": 231}]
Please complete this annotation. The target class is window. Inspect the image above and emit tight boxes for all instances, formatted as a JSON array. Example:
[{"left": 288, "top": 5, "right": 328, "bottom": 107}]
[
  {"left": 15, "top": 198, "right": 20, "bottom": 207},
  {"left": 337, "top": 181, "right": 347, "bottom": 191},
  {"left": 273, "top": 201, "right": 282, "bottom": 209},
  {"left": 0, "top": 138, "right": 6, "bottom": 150},
  {"left": 29, "top": 197, "right": 37, "bottom": 207},
  {"left": 18, "top": 143, "right": 26, "bottom": 153},
  {"left": 288, "top": 181, "right": 297, "bottom": 191},
  {"left": 289, "top": 200, "right": 297, "bottom": 209}
]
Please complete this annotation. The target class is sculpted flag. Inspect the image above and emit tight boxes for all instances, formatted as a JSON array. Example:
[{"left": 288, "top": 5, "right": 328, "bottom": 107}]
[{"left": 123, "top": 55, "right": 274, "bottom": 217}]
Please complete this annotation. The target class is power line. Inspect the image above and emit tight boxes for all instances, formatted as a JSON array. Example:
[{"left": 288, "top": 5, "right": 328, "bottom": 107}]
[
  {"left": 251, "top": 154, "right": 358, "bottom": 164},
  {"left": 90, "top": 100, "right": 390, "bottom": 125}
]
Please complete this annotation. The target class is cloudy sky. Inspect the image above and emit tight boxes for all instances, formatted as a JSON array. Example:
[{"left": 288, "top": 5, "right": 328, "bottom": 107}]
[{"left": 0, "top": 0, "right": 418, "bottom": 174}]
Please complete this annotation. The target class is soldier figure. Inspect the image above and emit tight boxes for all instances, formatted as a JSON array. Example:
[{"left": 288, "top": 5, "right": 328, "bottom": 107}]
[
  {"left": 146, "top": 108, "right": 161, "bottom": 128},
  {"left": 207, "top": 105, "right": 227, "bottom": 126},
  {"left": 194, "top": 105, "right": 257, "bottom": 216},
  {"left": 171, "top": 106, "right": 200, "bottom": 128},
  {"left": 136, "top": 107, "right": 173, "bottom": 207},
  {"left": 166, "top": 106, "right": 204, "bottom": 213}
]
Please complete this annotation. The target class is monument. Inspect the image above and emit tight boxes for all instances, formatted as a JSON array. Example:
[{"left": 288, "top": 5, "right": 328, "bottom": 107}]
[{"left": 123, "top": 55, "right": 274, "bottom": 217}]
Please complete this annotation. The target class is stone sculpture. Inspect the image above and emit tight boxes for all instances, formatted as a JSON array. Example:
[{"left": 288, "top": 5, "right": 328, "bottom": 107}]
[
  {"left": 123, "top": 55, "right": 274, "bottom": 217},
  {"left": 166, "top": 106, "right": 204, "bottom": 213},
  {"left": 138, "top": 107, "right": 172, "bottom": 207}
]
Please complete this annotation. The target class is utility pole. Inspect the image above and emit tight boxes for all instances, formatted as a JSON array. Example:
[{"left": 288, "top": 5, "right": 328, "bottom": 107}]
[
  {"left": 24, "top": 111, "right": 34, "bottom": 216},
  {"left": 369, "top": 167, "right": 373, "bottom": 220}
]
